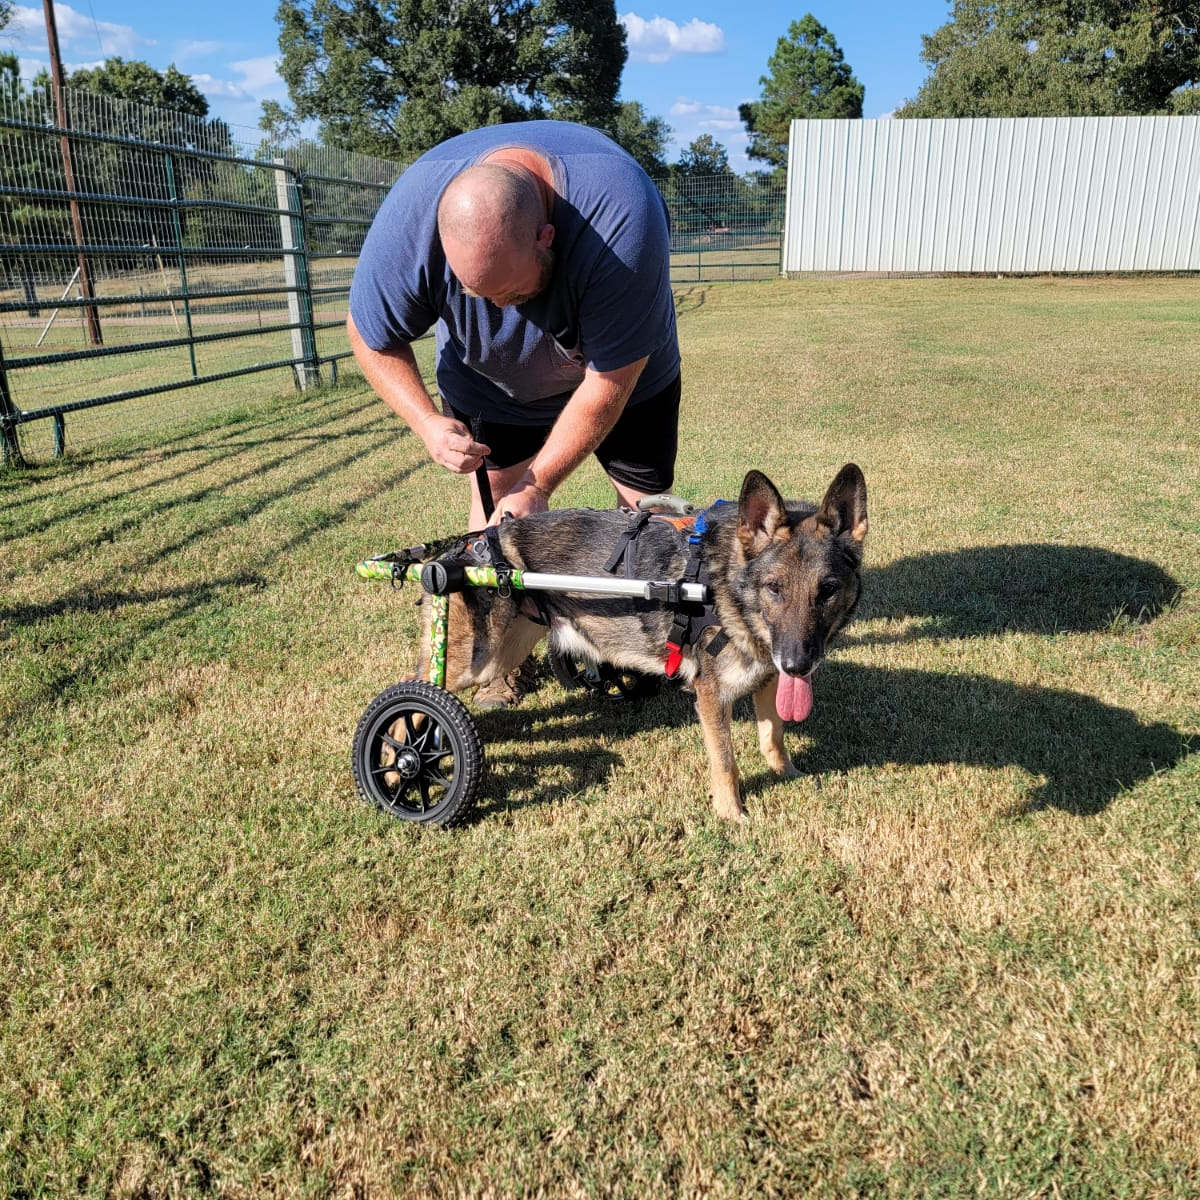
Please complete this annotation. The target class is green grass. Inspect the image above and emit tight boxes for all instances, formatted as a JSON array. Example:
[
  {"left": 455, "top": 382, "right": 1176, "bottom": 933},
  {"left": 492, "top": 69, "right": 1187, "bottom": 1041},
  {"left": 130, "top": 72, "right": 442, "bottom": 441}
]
[{"left": 2, "top": 276, "right": 1198, "bottom": 1197}]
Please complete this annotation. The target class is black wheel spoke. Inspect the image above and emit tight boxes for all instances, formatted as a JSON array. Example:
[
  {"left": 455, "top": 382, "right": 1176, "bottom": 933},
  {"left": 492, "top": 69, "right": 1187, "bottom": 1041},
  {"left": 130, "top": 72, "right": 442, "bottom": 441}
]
[
  {"left": 379, "top": 731, "right": 406, "bottom": 756},
  {"left": 403, "top": 711, "right": 425, "bottom": 749},
  {"left": 424, "top": 764, "right": 453, "bottom": 790}
]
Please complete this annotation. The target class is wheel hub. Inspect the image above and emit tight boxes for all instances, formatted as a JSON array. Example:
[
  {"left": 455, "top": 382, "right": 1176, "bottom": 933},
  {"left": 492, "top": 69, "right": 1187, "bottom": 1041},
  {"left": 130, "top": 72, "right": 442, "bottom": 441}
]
[{"left": 392, "top": 746, "right": 422, "bottom": 779}]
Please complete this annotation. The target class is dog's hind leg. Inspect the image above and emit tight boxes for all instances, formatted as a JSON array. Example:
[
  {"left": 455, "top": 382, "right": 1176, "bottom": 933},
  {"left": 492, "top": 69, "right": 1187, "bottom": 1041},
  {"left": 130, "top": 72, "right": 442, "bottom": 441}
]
[
  {"left": 753, "top": 676, "right": 801, "bottom": 779},
  {"left": 468, "top": 614, "right": 544, "bottom": 689},
  {"left": 415, "top": 594, "right": 544, "bottom": 692},
  {"left": 694, "top": 677, "right": 746, "bottom": 823}
]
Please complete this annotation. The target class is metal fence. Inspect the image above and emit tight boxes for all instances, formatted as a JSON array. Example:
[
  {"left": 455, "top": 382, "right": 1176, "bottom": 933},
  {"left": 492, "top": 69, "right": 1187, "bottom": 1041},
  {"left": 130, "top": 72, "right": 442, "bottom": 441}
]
[
  {"left": 0, "top": 85, "right": 405, "bottom": 465},
  {"left": 0, "top": 85, "right": 785, "bottom": 466}
]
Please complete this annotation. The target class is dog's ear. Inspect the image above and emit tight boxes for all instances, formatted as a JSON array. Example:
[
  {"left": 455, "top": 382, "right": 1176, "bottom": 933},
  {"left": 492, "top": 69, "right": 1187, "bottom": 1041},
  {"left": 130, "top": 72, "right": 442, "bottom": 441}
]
[
  {"left": 738, "top": 469, "right": 788, "bottom": 556},
  {"left": 818, "top": 463, "right": 868, "bottom": 546}
]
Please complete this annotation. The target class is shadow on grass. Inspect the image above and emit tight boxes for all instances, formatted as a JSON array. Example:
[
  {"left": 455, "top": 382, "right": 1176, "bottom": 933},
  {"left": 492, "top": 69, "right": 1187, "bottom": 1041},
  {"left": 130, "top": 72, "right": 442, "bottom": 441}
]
[
  {"left": 4, "top": 450, "right": 425, "bottom": 720},
  {"left": 0, "top": 575, "right": 266, "bottom": 626},
  {"left": 464, "top": 662, "right": 1188, "bottom": 821},
  {"left": 0, "top": 393, "right": 391, "bottom": 554},
  {"left": 471, "top": 686, "right": 693, "bottom": 819},
  {"left": 786, "top": 662, "right": 1189, "bottom": 817},
  {"left": 857, "top": 543, "right": 1182, "bottom": 640}
]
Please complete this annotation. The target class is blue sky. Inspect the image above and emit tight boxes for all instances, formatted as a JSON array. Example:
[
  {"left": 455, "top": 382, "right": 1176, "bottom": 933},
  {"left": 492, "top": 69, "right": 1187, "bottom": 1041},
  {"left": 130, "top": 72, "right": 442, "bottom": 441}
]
[{"left": 2, "top": 1, "right": 953, "bottom": 171}]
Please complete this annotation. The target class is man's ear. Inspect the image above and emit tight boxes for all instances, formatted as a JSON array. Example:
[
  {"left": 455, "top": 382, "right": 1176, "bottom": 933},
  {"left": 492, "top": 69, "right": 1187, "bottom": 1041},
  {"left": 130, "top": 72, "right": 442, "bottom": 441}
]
[
  {"left": 537, "top": 222, "right": 555, "bottom": 249},
  {"left": 737, "top": 470, "right": 788, "bottom": 557}
]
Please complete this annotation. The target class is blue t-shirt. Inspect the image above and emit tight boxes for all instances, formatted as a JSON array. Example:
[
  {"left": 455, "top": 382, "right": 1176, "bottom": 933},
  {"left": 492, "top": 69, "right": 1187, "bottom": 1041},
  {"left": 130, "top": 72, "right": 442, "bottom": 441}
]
[{"left": 349, "top": 121, "right": 680, "bottom": 426}]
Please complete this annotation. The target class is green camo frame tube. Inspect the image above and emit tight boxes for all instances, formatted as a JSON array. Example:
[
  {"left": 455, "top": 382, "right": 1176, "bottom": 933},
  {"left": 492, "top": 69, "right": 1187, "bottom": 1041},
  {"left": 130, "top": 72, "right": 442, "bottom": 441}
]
[
  {"left": 428, "top": 594, "right": 448, "bottom": 687},
  {"left": 354, "top": 555, "right": 713, "bottom": 691}
]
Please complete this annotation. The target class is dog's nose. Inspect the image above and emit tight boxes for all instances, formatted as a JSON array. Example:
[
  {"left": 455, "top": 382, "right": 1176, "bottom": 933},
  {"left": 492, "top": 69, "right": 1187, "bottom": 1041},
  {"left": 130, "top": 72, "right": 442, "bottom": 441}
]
[{"left": 779, "top": 649, "right": 815, "bottom": 678}]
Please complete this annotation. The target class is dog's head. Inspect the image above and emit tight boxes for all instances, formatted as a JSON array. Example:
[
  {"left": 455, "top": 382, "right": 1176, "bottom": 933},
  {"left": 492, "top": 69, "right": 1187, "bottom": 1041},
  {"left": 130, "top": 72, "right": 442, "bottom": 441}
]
[{"left": 735, "top": 463, "right": 868, "bottom": 687}]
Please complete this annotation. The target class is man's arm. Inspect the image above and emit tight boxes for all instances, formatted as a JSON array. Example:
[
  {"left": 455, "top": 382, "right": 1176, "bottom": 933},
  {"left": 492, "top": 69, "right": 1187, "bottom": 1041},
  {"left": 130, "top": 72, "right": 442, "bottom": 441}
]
[
  {"left": 347, "top": 313, "right": 489, "bottom": 473},
  {"left": 496, "top": 356, "right": 648, "bottom": 520}
]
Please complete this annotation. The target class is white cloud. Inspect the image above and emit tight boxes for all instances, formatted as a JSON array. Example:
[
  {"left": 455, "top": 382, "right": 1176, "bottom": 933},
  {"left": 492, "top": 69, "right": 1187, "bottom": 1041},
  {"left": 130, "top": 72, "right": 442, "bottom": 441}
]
[
  {"left": 4, "top": 6, "right": 45, "bottom": 46},
  {"left": 619, "top": 12, "right": 725, "bottom": 63},
  {"left": 190, "top": 72, "right": 253, "bottom": 101},
  {"left": 188, "top": 57, "right": 288, "bottom": 133},
  {"left": 671, "top": 98, "right": 738, "bottom": 124},
  {"left": 6, "top": 4, "right": 154, "bottom": 60},
  {"left": 228, "top": 56, "right": 284, "bottom": 95},
  {"left": 662, "top": 97, "right": 751, "bottom": 169},
  {"left": 177, "top": 41, "right": 225, "bottom": 60}
]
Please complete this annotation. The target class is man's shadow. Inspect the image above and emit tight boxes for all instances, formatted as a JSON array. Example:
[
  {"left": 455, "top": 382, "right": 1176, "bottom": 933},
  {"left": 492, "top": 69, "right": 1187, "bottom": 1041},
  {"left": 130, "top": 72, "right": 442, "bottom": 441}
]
[{"left": 471, "top": 544, "right": 1189, "bottom": 820}]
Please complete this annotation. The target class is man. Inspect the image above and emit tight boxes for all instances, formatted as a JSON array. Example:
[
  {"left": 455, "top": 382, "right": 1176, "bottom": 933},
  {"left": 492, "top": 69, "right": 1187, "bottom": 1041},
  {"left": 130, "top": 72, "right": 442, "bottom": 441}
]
[{"left": 348, "top": 120, "right": 681, "bottom": 705}]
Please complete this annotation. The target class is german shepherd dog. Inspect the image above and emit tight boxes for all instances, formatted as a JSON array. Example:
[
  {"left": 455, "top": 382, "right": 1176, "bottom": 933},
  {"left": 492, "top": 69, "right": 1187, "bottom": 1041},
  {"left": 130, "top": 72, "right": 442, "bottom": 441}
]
[{"left": 415, "top": 464, "right": 868, "bottom": 821}]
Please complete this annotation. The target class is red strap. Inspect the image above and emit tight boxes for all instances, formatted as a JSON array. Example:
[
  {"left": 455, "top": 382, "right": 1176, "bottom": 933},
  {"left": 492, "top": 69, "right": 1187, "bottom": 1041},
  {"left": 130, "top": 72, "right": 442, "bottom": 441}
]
[{"left": 664, "top": 641, "right": 683, "bottom": 679}]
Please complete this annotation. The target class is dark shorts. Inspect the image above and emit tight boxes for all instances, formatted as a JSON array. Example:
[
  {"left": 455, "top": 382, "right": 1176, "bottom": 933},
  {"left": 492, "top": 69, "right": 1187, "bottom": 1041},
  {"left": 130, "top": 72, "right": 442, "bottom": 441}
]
[{"left": 449, "top": 372, "right": 680, "bottom": 494}]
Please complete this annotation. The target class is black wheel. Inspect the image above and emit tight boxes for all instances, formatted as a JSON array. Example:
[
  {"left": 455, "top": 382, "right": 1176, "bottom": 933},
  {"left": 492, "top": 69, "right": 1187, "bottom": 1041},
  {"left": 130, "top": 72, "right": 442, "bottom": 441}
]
[
  {"left": 351, "top": 681, "right": 484, "bottom": 827},
  {"left": 547, "top": 649, "right": 661, "bottom": 701}
]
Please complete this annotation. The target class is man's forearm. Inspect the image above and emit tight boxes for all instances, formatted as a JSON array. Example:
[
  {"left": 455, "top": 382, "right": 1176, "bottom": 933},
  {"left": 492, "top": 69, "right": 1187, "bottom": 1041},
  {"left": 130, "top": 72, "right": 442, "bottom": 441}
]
[
  {"left": 347, "top": 314, "right": 438, "bottom": 431},
  {"left": 522, "top": 357, "right": 648, "bottom": 495},
  {"left": 347, "top": 314, "right": 489, "bottom": 474}
]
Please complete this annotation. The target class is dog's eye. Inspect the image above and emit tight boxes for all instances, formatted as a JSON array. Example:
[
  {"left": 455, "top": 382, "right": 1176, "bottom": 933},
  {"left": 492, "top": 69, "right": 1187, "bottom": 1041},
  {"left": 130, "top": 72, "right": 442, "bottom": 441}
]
[
  {"left": 817, "top": 579, "right": 841, "bottom": 603},
  {"left": 764, "top": 578, "right": 782, "bottom": 597}
]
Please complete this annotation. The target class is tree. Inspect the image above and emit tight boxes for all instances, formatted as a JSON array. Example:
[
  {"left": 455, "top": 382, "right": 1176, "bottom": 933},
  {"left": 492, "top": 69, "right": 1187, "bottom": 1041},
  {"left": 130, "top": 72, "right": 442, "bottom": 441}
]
[
  {"left": 665, "top": 135, "right": 743, "bottom": 242},
  {"left": 738, "top": 14, "right": 864, "bottom": 170},
  {"left": 274, "top": 0, "right": 628, "bottom": 160},
  {"left": 673, "top": 133, "right": 733, "bottom": 178},
  {"left": 68, "top": 57, "right": 210, "bottom": 119},
  {"left": 259, "top": 99, "right": 302, "bottom": 145},
  {"left": 608, "top": 100, "right": 671, "bottom": 179},
  {"left": 64, "top": 59, "right": 241, "bottom": 259},
  {"left": 897, "top": 0, "right": 1200, "bottom": 117}
]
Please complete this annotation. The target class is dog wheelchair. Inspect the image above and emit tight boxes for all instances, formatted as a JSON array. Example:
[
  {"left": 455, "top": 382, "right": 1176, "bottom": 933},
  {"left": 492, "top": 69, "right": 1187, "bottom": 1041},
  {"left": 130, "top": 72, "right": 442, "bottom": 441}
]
[{"left": 351, "top": 499, "right": 709, "bottom": 828}]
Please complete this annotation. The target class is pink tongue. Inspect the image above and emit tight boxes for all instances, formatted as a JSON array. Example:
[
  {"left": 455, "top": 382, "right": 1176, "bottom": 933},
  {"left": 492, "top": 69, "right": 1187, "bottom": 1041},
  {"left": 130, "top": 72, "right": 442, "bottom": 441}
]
[{"left": 776, "top": 673, "right": 813, "bottom": 723}]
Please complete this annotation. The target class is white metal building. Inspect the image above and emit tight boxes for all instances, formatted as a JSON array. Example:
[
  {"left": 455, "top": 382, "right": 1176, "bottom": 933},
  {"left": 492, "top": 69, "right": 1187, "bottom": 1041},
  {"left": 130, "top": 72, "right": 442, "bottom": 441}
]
[{"left": 782, "top": 116, "right": 1200, "bottom": 273}]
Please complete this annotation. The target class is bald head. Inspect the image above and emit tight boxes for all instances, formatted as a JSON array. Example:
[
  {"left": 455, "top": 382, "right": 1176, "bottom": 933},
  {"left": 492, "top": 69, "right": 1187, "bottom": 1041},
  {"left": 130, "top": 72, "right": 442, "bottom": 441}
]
[
  {"left": 438, "top": 163, "right": 543, "bottom": 245},
  {"left": 437, "top": 163, "right": 556, "bottom": 307}
]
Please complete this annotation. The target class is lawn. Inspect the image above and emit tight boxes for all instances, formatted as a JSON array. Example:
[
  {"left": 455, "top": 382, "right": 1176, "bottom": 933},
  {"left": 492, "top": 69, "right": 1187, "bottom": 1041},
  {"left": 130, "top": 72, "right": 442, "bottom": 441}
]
[{"left": 1, "top": 275, "right": 1197, "bottom": 1197}]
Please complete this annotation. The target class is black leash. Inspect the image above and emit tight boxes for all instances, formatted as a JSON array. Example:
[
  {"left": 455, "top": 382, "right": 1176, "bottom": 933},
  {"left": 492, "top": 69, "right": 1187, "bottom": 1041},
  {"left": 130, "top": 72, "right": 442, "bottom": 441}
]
[{"left": 470, "top": 415, "right": 496, "bottom": 522}]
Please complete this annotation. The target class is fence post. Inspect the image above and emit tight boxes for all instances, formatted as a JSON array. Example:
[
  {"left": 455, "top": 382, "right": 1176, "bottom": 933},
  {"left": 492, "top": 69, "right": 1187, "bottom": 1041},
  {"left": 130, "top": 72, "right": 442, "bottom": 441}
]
[
  {"left": 274, "top": 160, "right": 320, "bottom": 391},
  {"left": 164, "top": 151, "right": 198, "bottom": 379},
  {"left": 0, "top": 339, "right": 27, "bottom": 469}
]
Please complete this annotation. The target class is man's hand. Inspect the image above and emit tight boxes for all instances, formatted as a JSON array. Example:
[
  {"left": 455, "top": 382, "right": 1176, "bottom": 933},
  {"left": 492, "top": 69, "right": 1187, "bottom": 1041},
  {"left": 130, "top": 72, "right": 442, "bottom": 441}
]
[
  {"left": 417, "top": 412, "right": 490, "bottom": 474},
  {"left": 490, "top": 476, "right": 551, "bottom": 525}
]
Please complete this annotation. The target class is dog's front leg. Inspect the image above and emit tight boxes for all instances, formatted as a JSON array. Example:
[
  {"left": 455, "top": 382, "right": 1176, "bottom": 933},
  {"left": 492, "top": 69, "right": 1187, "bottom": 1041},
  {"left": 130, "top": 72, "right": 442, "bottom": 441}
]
[
  {"left": 694, "top": 677, "right": 745, "bottom": 822},
  {"left": 754, "top": 675, "right": 801, "bottom": 779}
]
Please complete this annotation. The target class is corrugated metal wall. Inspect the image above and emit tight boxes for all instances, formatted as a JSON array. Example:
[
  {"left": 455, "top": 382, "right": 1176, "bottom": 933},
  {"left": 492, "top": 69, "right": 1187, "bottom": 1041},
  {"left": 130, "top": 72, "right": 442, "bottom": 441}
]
[{"left": 783, "top": 117, "right": 1200, "bottom": 273}]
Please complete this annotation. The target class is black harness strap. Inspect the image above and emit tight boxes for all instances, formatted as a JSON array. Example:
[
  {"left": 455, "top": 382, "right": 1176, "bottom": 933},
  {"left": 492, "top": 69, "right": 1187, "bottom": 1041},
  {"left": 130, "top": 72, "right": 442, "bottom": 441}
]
[
  {"left": 664, "top": 543, "right": 727, "bottom": 678},
  {"left": 480, "top": 522, "right": 552, "bottom": 625},
  {"left": 605, "top": 505, "right": 730, "bottom": 677},
  {"left": 603, "top": 510, "right": 654, "bottom": 578},
  {"left": 470, "top": 415, "right": 497, "bottom": 523}
]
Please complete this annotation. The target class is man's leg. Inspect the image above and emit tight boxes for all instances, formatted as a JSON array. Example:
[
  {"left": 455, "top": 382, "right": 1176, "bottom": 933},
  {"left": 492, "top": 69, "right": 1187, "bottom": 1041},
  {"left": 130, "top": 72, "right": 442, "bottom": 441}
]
[
  {"left": 595, "top": 372, "right": 681, "bottom": 511},
  {"left": 609, "top": 477, "right": 654, "bottom": 511},
  {"left": 468, "top": 458, "right": 534, "bottom": 528}
]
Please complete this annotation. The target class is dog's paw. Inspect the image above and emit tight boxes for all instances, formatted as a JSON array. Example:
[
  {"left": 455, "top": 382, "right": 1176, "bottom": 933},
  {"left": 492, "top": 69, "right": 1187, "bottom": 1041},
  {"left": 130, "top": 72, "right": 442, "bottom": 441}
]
[{"left": 711, "top": 792, "right": 749, "bottom": 824}]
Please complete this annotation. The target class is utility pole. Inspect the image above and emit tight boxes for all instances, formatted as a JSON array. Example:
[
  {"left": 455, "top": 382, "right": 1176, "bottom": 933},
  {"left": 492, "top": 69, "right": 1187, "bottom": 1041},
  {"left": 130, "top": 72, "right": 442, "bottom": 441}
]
[{"left": 42, "top": 0, "right": 102, "bottom": 346}]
